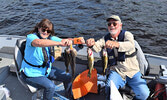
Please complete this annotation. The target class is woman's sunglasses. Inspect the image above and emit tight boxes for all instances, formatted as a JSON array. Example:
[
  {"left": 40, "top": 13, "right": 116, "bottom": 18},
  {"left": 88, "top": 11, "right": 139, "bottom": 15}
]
[
  {"left": 107, "top": 22, "right": 117, "bottom": 27},
  {"left": 42, "top": 28, "right": 52, "bottom": 34}
]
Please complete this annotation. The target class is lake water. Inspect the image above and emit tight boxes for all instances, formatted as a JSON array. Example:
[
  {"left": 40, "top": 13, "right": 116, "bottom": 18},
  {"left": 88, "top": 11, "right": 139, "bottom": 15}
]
[{"left": 0, "top": 0, "right": 167, "bottom": 56}]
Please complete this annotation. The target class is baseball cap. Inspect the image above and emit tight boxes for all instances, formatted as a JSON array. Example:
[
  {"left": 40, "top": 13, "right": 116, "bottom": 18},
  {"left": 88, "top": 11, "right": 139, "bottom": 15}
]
[{"left": 106, "top": 15, "right": 121, "bottom": 23}]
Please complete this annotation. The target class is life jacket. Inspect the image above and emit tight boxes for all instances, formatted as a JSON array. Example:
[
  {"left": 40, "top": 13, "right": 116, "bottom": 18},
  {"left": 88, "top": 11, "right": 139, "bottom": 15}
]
[
  {"left": 104, "top": 30, "right": 137, "bottom": 66},
  {"left": 23, "top": 33, "right": 55, "bottom": 69}
]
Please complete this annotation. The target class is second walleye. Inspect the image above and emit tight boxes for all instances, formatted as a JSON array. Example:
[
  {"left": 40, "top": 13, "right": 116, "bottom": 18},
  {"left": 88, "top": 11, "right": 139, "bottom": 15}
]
[
  {"left": 101, "top": 48, "right": 108, "bottom": 75},
  {"left": 64, "top": 45, "right": 77, "bottom": 81}
]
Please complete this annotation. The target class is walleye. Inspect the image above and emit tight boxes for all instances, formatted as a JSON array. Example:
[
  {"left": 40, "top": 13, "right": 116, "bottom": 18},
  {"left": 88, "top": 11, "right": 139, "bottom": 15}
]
[
  {"left": 64, "top": 47, "right": 71, "bottom": 73},
  {"left": 69, "top": 45, "right": 77, "bottom": 81},
  {"left": 64, "top": 45, "right": 77, "bottom": 81},
  {"left": 101, "top": 48, "right": 108, "bottom": 75},
  {"left": 87, "top": 48, "right": 94, "bottom": 78}
]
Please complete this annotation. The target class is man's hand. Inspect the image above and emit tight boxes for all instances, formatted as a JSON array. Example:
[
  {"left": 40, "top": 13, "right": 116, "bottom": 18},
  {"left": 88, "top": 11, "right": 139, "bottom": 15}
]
[
  {"left": 79, "top": 37, "right": 85, "bottom": 44},
  {"left": 86, "top": 38, "right": 95, "bottom": 47},
  {"left": 106, "top": 40, "right": 119, "bottom": 49}
]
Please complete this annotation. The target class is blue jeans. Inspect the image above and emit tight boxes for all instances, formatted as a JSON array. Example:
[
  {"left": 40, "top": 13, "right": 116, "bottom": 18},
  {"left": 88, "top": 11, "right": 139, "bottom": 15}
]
[
  {"left": 105, "top": 70, "right": 150, "bottom": 100},
  {"left": 21, "top": 67, "right": 72, "bottom": 100}
]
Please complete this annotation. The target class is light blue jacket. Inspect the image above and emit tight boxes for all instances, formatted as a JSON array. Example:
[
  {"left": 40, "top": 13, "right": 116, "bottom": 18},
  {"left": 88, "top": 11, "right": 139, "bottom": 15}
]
[{"left": 20, "top": 33, "right": 62, "bottom": 77}]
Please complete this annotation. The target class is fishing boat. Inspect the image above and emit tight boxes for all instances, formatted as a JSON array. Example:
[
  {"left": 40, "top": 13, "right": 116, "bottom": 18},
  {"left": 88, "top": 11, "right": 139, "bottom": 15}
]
[{"left": 0, "top": 35, "right": 166, "bottom": 100}]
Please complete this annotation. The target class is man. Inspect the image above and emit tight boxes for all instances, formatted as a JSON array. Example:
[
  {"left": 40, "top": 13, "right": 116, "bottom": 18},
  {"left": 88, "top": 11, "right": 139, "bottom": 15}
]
[{"left": 86, "top": 15, "right": 150, "bottom": 100}]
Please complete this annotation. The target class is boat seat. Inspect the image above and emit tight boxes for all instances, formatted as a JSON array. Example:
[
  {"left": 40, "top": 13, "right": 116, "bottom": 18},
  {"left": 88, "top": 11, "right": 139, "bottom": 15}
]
[
  {"left": 160, "top": 65, "right": 167, "bottom": 76},
  {"left": 14, "top": 38, "right": 42, "bottom": 99}
]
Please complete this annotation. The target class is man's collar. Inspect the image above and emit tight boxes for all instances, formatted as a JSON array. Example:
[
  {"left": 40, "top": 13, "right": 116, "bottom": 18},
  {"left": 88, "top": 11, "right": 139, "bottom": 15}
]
[{"left": 110, "top": 36, "right": 118, "bottom": 41}]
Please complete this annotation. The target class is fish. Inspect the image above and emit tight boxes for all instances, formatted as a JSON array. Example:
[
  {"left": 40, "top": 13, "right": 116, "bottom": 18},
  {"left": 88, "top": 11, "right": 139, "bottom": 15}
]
[
  {"left": 101, "top": 48, "right": 108, "bottom": 75},
  {"left": 64, "top": 47, "right": 71, "bottom": 73},
  {"left": 87, "top": 48, "right": 94, "bottom": 78},
  {"left": 69, "top": 45, "right": 77, "bottom": 81},
  {"left": 64, "top": 45, "right": 77, "bottom": 81}
]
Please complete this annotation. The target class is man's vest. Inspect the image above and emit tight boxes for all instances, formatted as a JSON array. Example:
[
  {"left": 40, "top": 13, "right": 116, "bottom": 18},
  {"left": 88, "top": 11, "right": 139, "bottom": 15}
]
[{"left": 104, "top": 30, "right": 137, "bottom": 66}]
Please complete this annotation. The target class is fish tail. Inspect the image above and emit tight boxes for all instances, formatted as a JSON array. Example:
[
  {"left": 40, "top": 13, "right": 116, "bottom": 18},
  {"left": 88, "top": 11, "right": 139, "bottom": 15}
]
[
  {"left": 87, "top": 71, "right": 91, "bottom": 78},
  {"left": 66, "top": 68, "right": 69, "bottom": 73}
]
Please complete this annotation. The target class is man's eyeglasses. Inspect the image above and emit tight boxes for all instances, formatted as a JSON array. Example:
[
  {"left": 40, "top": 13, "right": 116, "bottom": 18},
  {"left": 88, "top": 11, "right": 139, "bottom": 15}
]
[
  {"left": 42, "top": 28, "right": 52, "bottom": 34},
  {"left": 107, "top": 22, "right": 117, "bottom": 27}
]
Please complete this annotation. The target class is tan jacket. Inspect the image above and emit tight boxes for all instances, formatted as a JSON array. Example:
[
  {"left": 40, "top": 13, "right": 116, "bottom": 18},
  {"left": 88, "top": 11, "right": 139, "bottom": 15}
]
[{"left": 92, "top": 31, "right": 140, "bottom": 80}]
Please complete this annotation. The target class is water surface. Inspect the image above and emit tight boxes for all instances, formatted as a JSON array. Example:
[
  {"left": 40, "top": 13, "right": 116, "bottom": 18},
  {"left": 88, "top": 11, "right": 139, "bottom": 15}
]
[{"left": 0, "top": 0, "right": 167, "bottom": 56}]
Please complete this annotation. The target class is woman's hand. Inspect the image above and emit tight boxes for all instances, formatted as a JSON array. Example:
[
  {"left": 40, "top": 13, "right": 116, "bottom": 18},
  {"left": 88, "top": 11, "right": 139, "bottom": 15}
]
[
  {"left": 61, "top": 39, "right": 72, "bottom": 46},
  {"left": 86, "top": 38, "right": 95, "bottom": 47}
]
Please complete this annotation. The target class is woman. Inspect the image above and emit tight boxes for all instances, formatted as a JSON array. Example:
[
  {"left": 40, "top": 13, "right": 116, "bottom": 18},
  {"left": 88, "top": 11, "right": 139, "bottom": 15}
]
[{"left": 20, "top": 19, "right": 72, "bottom": 100}]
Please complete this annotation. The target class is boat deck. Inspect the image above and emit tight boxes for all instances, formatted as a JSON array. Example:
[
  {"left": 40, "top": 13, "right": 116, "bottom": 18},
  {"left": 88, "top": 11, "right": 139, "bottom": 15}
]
[
  {"left": 0, "top": 35, "right": 167, "bottom": 100},
  {"left": 0, "top": 53, "right": 106, "bottom": 100}
]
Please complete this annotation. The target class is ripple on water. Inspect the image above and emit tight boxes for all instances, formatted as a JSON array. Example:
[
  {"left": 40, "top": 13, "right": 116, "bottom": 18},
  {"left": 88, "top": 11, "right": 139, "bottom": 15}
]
[{"left": 0, "top": 0, "right": 167, "bottom": 56}]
